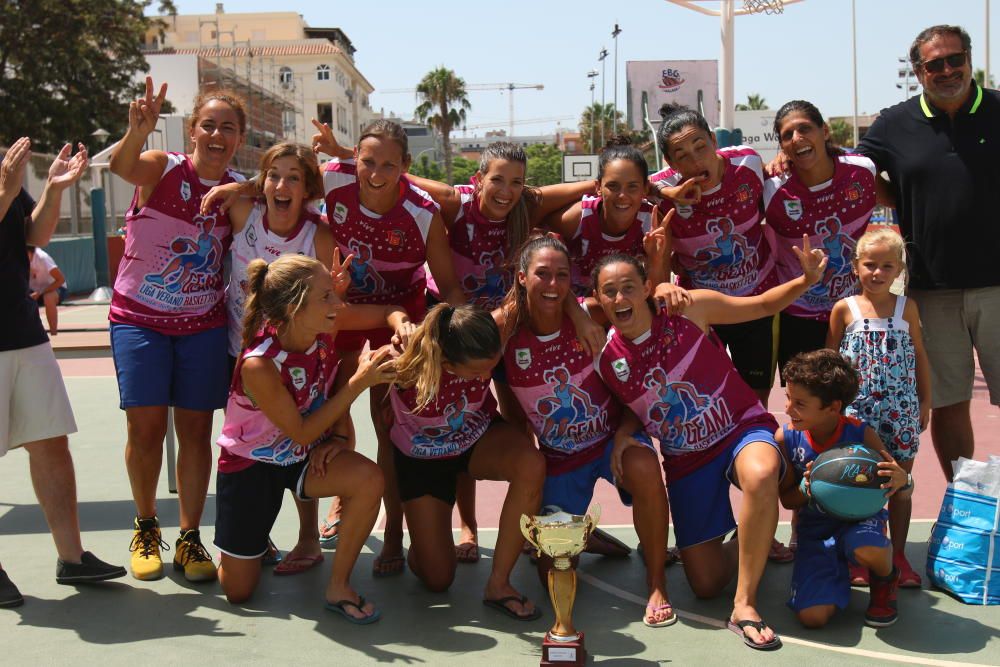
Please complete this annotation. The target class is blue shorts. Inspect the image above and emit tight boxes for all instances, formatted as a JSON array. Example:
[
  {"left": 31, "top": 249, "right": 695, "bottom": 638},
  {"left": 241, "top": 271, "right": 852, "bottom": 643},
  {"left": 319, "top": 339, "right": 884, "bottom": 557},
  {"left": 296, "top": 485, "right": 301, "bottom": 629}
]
[
  {"left": 542, "top": 434, "right": 653, "bottom": 515},
  {"left": 788, "top": 509, "right": 890, "bottom": 612},
  {"left": 666, "top": 427, "right": 785, "bottom": 549},
  {"left": 111, "top": 323, "right": 229, "bottom": 411}
]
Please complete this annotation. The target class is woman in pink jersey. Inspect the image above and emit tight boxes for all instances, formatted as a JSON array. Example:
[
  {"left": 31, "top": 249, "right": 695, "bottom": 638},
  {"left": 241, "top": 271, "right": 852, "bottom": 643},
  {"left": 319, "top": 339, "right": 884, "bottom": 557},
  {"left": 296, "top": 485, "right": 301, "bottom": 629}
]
[
  {"left": 302, "top": 119, "right": 468, "bottom": 576},
  {"left": 216, "top": 254, "right": 404, "bottom": 621},
  {"left": 497, "top": 235, "right": 677, "bottom": 628},
  {"left": 108, "top": 78, "right": 247, "bottom": 583},
  {"left": 590, "top": 240, "right": 826, "bottom": 649},
  {"left": 650, "top": 103, "right": 778, "bottom": 405},
  {"left": 546, "top": 137, "right": 668, "bottom": 296},
  {"left": 388, "top": 303, "right": 544, "bottom": 620},
  {"left": 763, "top": 100, "right": 879, "bottom": 369},
  {"left": 202, "top": 142, "right": 351, "bottom": 571}
]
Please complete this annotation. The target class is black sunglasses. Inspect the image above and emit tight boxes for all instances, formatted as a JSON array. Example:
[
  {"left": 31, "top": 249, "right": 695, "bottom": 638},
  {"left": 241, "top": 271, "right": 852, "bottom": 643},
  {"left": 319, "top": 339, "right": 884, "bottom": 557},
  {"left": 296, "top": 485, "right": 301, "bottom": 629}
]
[{"left": 921, "top": 51, "right": 968, "bottom": 73}]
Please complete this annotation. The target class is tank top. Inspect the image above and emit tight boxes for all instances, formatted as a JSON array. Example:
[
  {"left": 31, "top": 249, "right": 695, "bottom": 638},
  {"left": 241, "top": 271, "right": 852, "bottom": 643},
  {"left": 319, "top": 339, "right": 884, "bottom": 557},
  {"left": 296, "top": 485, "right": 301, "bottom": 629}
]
[
  {"left": 111, "top": 152, "right": 244, "bottom": 334},
  {"left": 567, "top": 195, "right": 654, "bottom": 296}
]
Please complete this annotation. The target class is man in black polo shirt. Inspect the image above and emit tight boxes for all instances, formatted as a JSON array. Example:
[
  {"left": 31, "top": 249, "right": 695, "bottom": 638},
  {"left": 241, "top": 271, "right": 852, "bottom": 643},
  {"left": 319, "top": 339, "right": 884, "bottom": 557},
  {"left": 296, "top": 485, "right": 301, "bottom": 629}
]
[
  {"left": 858, "top": 25, "right": 1000, "bottom": 481},
  {"left": 0, "top": 137, "right": 125, "bottom": 607}
]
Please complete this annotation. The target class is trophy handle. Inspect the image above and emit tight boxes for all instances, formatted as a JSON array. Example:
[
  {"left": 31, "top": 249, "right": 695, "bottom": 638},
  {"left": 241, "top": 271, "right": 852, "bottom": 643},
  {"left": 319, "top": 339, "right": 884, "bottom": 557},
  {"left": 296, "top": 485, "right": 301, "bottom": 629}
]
[
  {"left": 520, "top": 515, "right": 540, "bottom": 555},
  {"left": 584, "top": 504, "right": 602, "bottom": 535}
]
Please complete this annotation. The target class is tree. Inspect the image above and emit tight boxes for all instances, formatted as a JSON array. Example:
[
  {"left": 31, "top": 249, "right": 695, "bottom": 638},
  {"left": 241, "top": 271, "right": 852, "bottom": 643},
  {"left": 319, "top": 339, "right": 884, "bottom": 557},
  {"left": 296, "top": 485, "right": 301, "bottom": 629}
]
[
  {"left": 0, "top": 1, "right": 177, "bottom": 153},
  {"left": 450, "top": 155, "right": 478, "bottom": 185},
  {"left": 829, "top": 119, "right": 854, "bottom": 148},
  {"left": 525, "top": 143, "right": 563, "bottom": 186},
  {"left": 975, "top": 68, "right": 996, "bottom": 89},
  {"left": 735, "top": 93, "right": 769, "bottom": 111},
  {"left": 408, "top": 154, "right": 444, "bottom": 181},
  {"left": 415, "top": 67, "right": 471, "bottom": 184},
  {"left": 579, "top": 103, "right": 624, "bottom": 153}
]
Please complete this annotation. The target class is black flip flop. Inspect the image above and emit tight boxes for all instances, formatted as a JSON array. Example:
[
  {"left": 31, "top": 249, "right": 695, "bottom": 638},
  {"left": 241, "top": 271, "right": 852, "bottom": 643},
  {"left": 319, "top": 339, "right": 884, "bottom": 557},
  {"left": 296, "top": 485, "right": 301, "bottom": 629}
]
[
  {"left": 483, "top": 595, "right": 542, "bottom": 621},
  {"left": 727, "top": 618, "right": 782, "bottom": 650}
]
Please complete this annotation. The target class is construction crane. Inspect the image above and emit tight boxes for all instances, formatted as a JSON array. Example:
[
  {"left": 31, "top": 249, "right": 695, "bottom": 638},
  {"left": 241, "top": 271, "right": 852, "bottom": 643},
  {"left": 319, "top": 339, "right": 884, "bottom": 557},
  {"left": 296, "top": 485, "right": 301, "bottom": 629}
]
[
  {"left": 378, "top": 82, "right": 544, "bottom": 137},
  {"left": 463, "top": 115, "right": 574, "bottom": 133}
]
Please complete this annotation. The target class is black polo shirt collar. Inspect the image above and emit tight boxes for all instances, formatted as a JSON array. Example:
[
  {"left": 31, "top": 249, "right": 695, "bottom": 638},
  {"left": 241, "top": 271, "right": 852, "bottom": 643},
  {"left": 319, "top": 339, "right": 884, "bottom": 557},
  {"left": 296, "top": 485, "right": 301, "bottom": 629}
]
[{"left": 919, "top": 80, "right": 984, "bottom": 118}]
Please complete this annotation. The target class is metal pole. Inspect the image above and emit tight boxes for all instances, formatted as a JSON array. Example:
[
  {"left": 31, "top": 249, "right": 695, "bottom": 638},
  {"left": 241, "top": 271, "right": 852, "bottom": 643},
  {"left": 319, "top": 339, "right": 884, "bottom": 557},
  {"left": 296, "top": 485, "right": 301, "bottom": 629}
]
[
  {"left": 90, "top": 187, "right": 109, "bottom": 287},
  {"left": 720, "top": 0, "right": 735, "bottom": 130},
  {"left": 987, "top": 0, "right": 992, "bottom": 89},
  {"left": 508, "top": 84, "right": 514, "bottom": 138},
  {"left": 851, "top": 0, "right": 859, "bottom": 147},
  {"left": 612, "top": 23, "right": 622, "bottom": 134},
  {"left": 599, "top": 48, "right": 608, "bottom": 147}
]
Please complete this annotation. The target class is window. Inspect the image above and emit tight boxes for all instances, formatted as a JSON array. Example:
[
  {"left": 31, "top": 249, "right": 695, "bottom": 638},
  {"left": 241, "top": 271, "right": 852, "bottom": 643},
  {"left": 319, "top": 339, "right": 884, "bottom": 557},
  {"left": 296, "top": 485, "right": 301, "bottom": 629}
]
[
  {"left": 283, "top": 109, "right": 296, "bottom": 134},
  {"left": 278, "top": 66, "right": 293, "bottom": 86},
  {"left": 317, "top": 103, "right": 333, "bottom": 127},
  {"left": 336, "top": 105, "right": 348, "bottom": 134},
  {"left": 335, "top": 69, "right": 348, "bottom": 88},
  {"left": 316, "top": 64, "right": 330, "bottom": 81}
]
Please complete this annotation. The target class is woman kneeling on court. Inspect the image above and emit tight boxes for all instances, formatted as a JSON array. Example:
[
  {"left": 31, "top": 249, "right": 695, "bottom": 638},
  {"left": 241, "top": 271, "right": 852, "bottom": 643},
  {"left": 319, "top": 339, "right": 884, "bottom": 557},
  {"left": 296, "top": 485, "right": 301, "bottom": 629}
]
[
  {"left": 591, "top": 237, "right": 825, "bottom": 650},
  {"left": 215, "top": 255, "right": 403, "bottom": 623},
  {"left": 389, "top": 304, "right": 546, "bottom": 620}
]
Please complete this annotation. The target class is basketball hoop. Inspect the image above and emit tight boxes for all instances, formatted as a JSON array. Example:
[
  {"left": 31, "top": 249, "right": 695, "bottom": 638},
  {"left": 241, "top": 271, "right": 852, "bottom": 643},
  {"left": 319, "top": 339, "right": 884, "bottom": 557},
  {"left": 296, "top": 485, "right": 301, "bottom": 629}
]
[{"left": 743, "top": 0, "right": 784, "bottom": 14}]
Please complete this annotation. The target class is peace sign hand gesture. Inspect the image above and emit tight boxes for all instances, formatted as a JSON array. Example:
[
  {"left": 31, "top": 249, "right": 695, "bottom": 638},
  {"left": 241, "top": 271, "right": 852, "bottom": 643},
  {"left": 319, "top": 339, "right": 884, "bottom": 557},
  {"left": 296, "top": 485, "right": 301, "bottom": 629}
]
[
  {"left": 643, "top": 207, "right": 675, "bottom": 260},
  {"left": 129, "top": 77, "right": 168, "bottom": 138},
  {"left": 312, "top": 118, "right": 345, "bottom": 158},
  {"left": 330, "top": 247, "right": 354, "bottom": 298},
  {"left": 792, "top": 234, "right": 828, "bottom": 286}
]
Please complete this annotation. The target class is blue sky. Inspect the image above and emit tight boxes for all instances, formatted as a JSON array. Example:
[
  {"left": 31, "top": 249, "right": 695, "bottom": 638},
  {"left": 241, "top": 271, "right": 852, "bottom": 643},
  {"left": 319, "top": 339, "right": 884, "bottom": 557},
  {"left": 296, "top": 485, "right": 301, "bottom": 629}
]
[{"left": 161, "top": 1, "right": 998, "bottom": 135}]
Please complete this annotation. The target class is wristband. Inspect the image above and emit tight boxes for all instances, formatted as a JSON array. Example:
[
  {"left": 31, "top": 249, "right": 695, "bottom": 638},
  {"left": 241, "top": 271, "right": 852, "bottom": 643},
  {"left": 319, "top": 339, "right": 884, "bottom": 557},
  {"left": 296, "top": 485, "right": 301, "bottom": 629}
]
[{"left": 900, "top": 473, "right": 913, "bottom": 492}]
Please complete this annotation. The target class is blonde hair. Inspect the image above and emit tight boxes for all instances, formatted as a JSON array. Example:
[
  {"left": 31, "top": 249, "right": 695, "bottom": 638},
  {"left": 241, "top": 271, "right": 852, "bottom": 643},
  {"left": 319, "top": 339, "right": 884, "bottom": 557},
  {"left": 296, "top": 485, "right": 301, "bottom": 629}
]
[
  {"left": 242, "top": 255, "right": 323, "bottom": 350},
  {"left": 254, "top": 142, "right": 324, "bottom": 201},
  {"left": 854, "top": 226, "right": 905, "bottom": 264},
  {"left": 394, "top": 304, "right": 501, "bottom": 412}
]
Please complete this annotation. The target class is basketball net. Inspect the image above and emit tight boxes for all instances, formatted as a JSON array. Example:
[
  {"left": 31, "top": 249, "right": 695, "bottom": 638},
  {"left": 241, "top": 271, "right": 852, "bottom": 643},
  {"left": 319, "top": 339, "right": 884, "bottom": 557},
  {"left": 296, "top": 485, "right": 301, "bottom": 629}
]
[{"left": 742, "top": 0, "right": 784, "bottom": 14}]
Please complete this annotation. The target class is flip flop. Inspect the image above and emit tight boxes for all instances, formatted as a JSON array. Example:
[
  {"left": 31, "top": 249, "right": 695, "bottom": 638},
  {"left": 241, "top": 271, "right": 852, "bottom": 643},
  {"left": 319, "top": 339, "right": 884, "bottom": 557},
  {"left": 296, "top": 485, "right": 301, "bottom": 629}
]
[
  {"left": 261, "top": 538, "right": 282, "bottom": 567},
  {"left": 319, "top": 519, "right": 341, "bottom": 549},
  {"left": 372, "top": 554, "right": 406, "bottom": 578},
  {"left": 483, "top": 595, "right": 542, "bottom": 621},
  {"left": 643, "top": 603, "right": 678, "bottom": 628},
  {"left": 768, "top": 539, "right": 795, "bottom": 563},
  {"left": 726, "top": 618, "right": 782, "bottom": 651},
  {"left": 636, "top": 543, "right": 683, "bottom": 567},
  {"left": 325, "top": 596, "right": 381, "bottom": 625},
  {"left": 273, "top": 553, "right": 324, "bottom": 576},
  {"left": 455, "top": 541, "right": 480, "bottom": 563}
]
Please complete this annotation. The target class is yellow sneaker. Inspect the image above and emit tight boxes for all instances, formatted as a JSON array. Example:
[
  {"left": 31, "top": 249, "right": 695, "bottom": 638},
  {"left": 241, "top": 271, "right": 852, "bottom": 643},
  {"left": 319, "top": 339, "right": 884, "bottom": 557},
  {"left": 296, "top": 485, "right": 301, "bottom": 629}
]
[
  {"left": 173, "top": 529, "right": 217, "bottom": 582},
  {"left": 129, "top": 516, "right": 166, "bottom": 581}
]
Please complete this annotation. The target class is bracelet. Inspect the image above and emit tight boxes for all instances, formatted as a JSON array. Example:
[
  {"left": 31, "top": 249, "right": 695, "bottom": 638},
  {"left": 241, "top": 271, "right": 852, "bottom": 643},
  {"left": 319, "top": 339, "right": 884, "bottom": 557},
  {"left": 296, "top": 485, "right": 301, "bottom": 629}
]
[{"left": 900, "top": 473, "right": 914, "bottom": 492}]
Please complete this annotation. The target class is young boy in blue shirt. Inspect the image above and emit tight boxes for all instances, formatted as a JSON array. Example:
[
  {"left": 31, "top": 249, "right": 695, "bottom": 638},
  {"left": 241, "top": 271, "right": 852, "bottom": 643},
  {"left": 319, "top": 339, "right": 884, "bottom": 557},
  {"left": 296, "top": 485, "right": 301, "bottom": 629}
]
[{"left": 776, "top": 349, "right": 911, "bottom": 628}]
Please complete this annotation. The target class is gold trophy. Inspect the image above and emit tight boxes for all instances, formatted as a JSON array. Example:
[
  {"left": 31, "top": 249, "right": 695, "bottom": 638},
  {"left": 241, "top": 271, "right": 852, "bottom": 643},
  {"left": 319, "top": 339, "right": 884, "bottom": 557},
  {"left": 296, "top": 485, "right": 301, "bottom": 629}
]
[{"left": 521, "top": 505, "right": 600, "bottom": 667}]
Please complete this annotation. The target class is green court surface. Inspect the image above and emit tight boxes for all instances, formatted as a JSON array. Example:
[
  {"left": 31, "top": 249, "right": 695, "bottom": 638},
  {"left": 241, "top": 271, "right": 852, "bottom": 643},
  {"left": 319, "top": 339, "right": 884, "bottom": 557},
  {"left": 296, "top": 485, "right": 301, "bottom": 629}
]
[{"left": 1, "top": 375, "right": 999, "bottom": 665}]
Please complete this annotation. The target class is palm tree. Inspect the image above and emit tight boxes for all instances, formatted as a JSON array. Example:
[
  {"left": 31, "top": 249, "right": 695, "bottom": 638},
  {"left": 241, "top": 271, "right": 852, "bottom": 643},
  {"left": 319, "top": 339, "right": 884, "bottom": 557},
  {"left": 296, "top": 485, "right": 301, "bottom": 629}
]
[
  {"left": 829, "top": 119, "right": 854, "bottom": 148},
  {"left": 579, "top": 103, "right": 623, "bottom": 152},
  {"left": 415, "top": 67, "right": 471, "bottom": 183},
  {"left": 975, "top": 68, "right": 996, "bottom": 89},
  {"left": 735, "top": 93, "right": 769, "bottom": 111}
]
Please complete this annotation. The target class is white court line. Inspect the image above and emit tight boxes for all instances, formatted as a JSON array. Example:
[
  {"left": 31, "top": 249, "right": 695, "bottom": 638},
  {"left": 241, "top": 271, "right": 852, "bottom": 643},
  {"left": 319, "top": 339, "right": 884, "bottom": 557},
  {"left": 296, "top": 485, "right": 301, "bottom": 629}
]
[{"left": 576, "top": 571, "right": 990, "bottom": 667}]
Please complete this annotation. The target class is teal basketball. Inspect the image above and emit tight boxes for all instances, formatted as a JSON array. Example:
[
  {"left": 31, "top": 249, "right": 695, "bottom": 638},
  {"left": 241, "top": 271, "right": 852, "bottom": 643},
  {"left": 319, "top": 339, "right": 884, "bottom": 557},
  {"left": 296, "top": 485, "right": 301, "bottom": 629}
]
[{"left": 810, "top": 444, "right": 888, "bottom": 521}]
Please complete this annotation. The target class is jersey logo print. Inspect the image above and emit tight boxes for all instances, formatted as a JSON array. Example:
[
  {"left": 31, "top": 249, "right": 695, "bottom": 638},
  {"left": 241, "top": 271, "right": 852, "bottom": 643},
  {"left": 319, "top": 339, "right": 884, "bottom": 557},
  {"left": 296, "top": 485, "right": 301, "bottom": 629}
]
[
  {"left": 690, "top": 217, "right": 757, "bottom": 290},
  {"left": 536, "top": 365, "right": 600, "bottom": 451},
  {"left": 143, "top": 214, "right": 224, "bottom": 298},
  {"left": 808, "top": 216, "right": 855, "bottom": 301},
  {"left": 783, "top": 199, "right": 803, "bottom": 221},
  {"left": 346, "top": 239, "right": 386, "bottom": 295},
  {"left": 462, "top": 249, "right": 510, "bottom": 309},
  {"left": 410, "top": 391, "right": 488, "bottom": 458},
  {"left": 643, "top": 368, "right": 711, "bottom": 449}
]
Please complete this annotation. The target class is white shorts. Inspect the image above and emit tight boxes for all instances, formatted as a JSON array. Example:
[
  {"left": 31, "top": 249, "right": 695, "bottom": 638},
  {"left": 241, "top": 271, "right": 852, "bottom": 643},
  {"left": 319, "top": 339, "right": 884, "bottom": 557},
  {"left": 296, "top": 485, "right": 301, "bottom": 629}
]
[{"left": 0, "top": 342, "right": 77, "bottom": 456}]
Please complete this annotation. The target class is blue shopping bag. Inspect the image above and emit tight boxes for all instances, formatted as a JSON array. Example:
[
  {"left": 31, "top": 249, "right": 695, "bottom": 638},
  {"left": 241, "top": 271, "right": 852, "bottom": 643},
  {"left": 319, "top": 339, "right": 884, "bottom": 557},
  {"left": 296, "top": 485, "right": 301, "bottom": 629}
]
[{"left": 927, "top": 486, "right": 1000, "bottom": 605}]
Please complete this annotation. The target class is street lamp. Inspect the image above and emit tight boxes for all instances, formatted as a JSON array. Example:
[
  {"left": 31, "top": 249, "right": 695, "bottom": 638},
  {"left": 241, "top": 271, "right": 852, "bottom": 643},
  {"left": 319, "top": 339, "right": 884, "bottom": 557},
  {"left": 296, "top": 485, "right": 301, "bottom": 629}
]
[
  {"left": 587, "top": 69, "right": 599, "bottom": 107},
  {"left": 598, "top": 47, "right": 609, "bottom": 146},
  {"left": 91, "top": 128, "right": 111, "bottom": 145},
  {"left": 612, "top": 23, "right": 622, "bottom": 134},
  {"left": 896, "top": 57, "right": 918, "bottom": 101}
]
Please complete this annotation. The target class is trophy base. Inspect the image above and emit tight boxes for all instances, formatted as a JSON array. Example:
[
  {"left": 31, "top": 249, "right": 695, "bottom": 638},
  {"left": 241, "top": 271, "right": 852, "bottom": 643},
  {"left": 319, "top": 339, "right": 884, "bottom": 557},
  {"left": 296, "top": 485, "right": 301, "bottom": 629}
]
[{"left": 541, "top": 631, "right": 586, "bottom": 666}]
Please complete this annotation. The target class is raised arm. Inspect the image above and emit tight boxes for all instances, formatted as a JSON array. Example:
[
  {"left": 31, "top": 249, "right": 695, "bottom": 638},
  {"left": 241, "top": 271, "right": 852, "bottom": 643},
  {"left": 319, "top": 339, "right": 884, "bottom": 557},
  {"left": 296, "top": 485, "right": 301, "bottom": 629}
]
[
  {"left": 311, "top": 118, "right": 354, "bottom": 160},
  {"left": 685, "top": 234, "right": 827, "bottom": 332},
  {"left": 28, "top": 143, "right": 89, "bottom": 247},
  {"left": 540, "top": 200, "right": 583, "bottom": 241},
  {"left": 404, "top": 174, "right": 462, "bottom": 224},
  {"left": 530, "top": 180, "right": 596, "bottom": 225},
  {"left": 0, "top": 137, "right": 31, "bottom": 222},
  {"left": 109, "top": 77, "right": 169, "bottom": 189}
]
